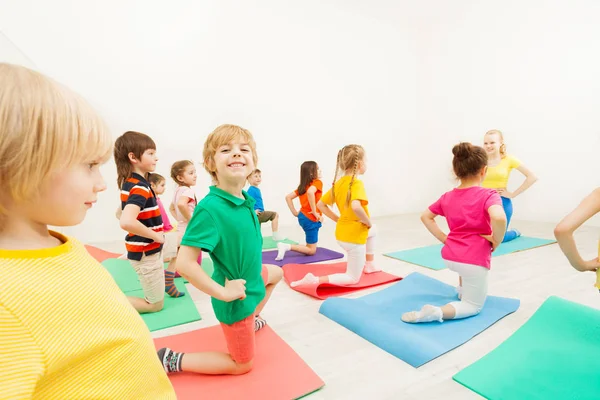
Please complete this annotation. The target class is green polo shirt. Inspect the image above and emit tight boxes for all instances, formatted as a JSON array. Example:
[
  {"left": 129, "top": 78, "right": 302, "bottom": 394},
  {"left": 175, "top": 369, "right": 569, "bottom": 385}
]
[{"left": 181, "top": 186, "right": 265, "bottom": 325}]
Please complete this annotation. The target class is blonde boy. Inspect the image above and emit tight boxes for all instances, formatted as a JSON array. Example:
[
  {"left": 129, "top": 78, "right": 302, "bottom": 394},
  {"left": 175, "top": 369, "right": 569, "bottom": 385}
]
[
  {"left": 157, "top": 124, "right": 282, "bottom": 375},
  {"left": 0, "top": 63, "right": 175, "bottom": 398}
]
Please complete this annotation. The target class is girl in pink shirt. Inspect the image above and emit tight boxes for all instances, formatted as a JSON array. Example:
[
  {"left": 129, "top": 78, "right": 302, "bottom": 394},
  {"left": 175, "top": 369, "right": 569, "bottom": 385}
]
[{"left": 402, "top": 142, "right": 506, "bottom": 323}]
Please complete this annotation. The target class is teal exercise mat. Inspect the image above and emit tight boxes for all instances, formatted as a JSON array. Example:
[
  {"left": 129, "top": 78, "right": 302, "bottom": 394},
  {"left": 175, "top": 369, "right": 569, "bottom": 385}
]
[
  {"left": 453, "top": 296, "right": 600, "bottom": 400},
  {"left": 384, "top": 236, "right": 556, "bottom": 270},
  {"left": 127, "top": 281, "right": 201, "bottom": 332},
  {"left": 262, "top": 236, "right": 298, "bottom": 250}
]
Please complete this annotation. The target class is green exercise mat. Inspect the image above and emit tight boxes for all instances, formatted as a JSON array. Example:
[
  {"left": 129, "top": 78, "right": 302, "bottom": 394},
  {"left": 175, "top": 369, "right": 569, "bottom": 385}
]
[
  {"left": 127, "top": 281, "right": 201, "bottom": 332},
  {"left": 453, "top": 296, "right": 600, "bottom": 399},
  {"left": 102, "top": 258, "right": 213, "bottom": 291},
  {"left": 262, "top": 236, "right": 298, "bottom": 250}
]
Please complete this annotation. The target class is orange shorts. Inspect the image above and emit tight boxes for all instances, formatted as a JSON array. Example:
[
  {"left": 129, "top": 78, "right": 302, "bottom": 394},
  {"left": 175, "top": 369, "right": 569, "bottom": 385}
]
[{"left": 220, "top": 265, "right": 269, "bottom": 364}]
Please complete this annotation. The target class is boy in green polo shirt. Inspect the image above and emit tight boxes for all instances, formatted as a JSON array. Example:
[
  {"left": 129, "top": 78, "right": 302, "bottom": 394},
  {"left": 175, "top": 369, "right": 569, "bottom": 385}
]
[{"left": 157, "top": 124, "right": 282, "bottom": 375}]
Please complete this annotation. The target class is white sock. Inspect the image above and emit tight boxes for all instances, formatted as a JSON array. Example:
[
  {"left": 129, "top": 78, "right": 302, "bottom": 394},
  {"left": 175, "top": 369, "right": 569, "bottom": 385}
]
[
  {"left": 272, "top": 231, "right": 285, "bottom": 241},
  {"left": 401, "top": 305, "right": 444, "bottom": 323},
  {"left": 291, "top": 272, "right": 319, "bottom": 287},
  {"left": 275, "top": 242, "right": 291, "bottom": 261},
  {"left": 364, "top": 260, "right": 381, "bottom": 274}
]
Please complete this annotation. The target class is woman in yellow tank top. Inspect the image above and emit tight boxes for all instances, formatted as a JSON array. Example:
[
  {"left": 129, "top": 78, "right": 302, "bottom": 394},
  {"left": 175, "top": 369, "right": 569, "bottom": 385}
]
[{"left": 482, "top": 130, "right": 538, "bottom": 242}]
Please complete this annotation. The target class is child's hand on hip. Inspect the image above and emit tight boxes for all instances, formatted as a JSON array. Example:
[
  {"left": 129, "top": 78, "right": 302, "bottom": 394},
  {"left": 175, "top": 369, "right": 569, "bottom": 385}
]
[
  {"left": 481, "top": 234, "right": 499, "bottom": 251},
  {"left": 222, "top": 278, "right": 247, "bottom": 301}
]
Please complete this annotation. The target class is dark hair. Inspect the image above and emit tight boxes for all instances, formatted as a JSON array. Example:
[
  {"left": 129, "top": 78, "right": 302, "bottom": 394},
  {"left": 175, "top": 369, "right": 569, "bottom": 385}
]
[
  {"left": 452, "top": 142, "right": 488, "bottom": 179},
  {"left": 148, "top": 173, "right": 165, "bottom": 186},
  {"left": 171, "top": 160, "right": 194, "bottom": 186},
  {"left": 297, "top": 161, "right": 319, "bottom": 195},
  {"left": 114, "top": 131, "right": 156, "bottom": 188}
]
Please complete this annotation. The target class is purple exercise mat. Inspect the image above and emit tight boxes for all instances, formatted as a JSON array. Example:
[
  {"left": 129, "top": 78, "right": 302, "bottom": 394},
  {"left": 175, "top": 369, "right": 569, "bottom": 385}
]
[{"left": 262, "top": 247, "right": 344, "bottom": 267}]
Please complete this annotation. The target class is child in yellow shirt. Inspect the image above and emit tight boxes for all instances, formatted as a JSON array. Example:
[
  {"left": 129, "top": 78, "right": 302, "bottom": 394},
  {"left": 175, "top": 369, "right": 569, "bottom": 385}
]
[
  {"left": 291, "top": 144, "right": 379, "bottom": 287},
  {"left": 0, "top": 63, "right": 175, "bottom": 399}
]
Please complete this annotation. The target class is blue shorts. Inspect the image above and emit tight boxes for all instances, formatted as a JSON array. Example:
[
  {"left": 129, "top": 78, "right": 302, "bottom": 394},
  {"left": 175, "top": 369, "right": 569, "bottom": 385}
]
[{"left": 298, "top": 212, "right": 322, "bottom": 245}]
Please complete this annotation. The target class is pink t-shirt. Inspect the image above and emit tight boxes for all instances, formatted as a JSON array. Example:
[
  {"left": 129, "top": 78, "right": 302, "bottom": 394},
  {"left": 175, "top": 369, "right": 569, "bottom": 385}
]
[
  {"left": 429, "top": 186, "right": 502, "bottom": 269},
  {"left": 172, "top": 186, "right": 197, "bottom": 232},
  {"left": 156, "top": 197, "right": 173, "bottom": 232}
]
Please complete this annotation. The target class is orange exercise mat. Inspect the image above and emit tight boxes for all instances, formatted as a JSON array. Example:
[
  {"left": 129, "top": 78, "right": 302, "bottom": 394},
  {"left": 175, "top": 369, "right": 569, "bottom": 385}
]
[
  {"left": 84, "top": 244, "right": 121, "bottom": 262},
  {"left": 283, "top": 262, "right": 402, "bottom": 299},
  {"left": 153, "top": 325, "right": 324, "bottom": 400}
]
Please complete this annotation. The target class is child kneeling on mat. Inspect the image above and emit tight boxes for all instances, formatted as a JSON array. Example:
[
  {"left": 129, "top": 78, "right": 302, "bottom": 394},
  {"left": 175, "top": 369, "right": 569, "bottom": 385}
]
[
  {"left": 0, "top": 63, "right": 175, "bottom": 398},
  {"left": 157, "top": 124, "right": 283, "bottom": 375},
  {"left": 402, "top": 142, "right": 507, "bottom": 324},
  {"left": 247, "top": 168, "right": 285, "bottom": 241},
  {"left": 554, "top": 187, "right": 600, "bottom": 291}
]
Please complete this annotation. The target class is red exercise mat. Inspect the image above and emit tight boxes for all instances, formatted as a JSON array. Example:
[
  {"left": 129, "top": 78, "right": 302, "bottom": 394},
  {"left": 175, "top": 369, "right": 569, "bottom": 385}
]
[
  {"left": 283, "top": 262, "right": 402, "bottom": 299},
  {"left": 153, "top": 325, "right": 324, "bottom": 400},
  {"left": 84, "top": 244, "right": 121, "bottom": 262}
]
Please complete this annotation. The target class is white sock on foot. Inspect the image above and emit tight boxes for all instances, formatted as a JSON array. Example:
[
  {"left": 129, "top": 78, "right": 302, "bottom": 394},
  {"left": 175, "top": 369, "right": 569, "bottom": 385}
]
[
  {"left": 275, "top": 242, "right": 291, "bottom": 261},
  {"left": 401, "top": 305, "right": 443, "bottom": 323},
  {"left": 291, "top": 272, "right": 319, "bottom": 287},
  {"left": 364, "top": 260, "right": 381, "bottom": 274}
]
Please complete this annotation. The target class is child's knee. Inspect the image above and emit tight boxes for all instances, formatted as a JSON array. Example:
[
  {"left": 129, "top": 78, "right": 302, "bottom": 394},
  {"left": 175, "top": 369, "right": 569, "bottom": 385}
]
[
  {"left": 232, "top": 359, "right": 254, "bottom": 375},
  {"left": 267, "top": 264, "right": 283, "bottom": 283},
  {"left": 148, "top": 299, "right": 164, "bottom": 312},
  {"left": 307, "top": 246, "right": 317, "bottom": 256}
]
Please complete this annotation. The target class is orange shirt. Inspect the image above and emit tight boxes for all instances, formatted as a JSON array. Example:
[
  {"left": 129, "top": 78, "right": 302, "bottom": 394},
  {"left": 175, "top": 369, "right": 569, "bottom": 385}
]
[{"left": 295, "top": 179, "right": 323, "bottom": 222}]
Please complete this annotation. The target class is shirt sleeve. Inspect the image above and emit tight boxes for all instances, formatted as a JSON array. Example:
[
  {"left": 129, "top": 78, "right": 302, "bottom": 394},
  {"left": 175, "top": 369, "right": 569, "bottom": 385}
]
[
  {"left": 312, "top": 180, "right": 323, "bottom": 192},
  {"left": 428, "top": 194, "right": 445, "bottom": 216},
  {"left": 508, "top": 155, "right": 522, "bottom": 169},
  {"left": 484, "top": 190, "right": 503, "bottom": 210},
  {"left": 125, "top": 185, "right": 150, "bottom": 209},
  {"left": 350, "top": 180, "right": 368, "bottom": 205},
  {"left": 181, "top": 208, "right": 220, "bottom": 252},
  {"left": 0, "top": 306, "right": 44, "bottom": 399},
  {"left": 181, "top": 187, "right": 195, "bottom": 200},
  {"left": 320, "top": 188, "right": 333, "bottom": 206}
]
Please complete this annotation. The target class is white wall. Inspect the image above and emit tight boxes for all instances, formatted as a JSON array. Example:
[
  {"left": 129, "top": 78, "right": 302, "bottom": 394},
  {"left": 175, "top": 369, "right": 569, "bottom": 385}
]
[
  {"left": 1, "top": 1, "right": 599, "bottom": 244},
  {"left": 420, "top": 0, "right": 600, "bottom": 225},
  {"left": 0, "top": 0, "right": 422, "bottom": 243}
]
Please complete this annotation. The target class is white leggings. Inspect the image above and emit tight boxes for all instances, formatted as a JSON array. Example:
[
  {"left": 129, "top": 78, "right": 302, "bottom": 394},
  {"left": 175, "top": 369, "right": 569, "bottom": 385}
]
[
  {"left": 445, "top": 260, "right": 489, "bottom": 319},
  {"left": 328, "top": 226, "right": 376, "bottom": 286}
]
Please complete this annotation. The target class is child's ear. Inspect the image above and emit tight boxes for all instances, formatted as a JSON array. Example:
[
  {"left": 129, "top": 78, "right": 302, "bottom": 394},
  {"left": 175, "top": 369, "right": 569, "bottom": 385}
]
[{"left": 128, "top": 152, "right": 138, "bottom": 163}]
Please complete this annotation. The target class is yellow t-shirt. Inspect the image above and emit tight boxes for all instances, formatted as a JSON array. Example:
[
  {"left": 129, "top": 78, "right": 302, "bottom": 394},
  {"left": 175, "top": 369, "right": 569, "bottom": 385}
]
[
  {"left": 321, "top": 175, "right": 370, "bottom": 244},
  {"left": 482, "top": 155, "right": 521, "bottom": 189},
  {"left": 0, "top": 231, "right": 176, "bottom": 400}
]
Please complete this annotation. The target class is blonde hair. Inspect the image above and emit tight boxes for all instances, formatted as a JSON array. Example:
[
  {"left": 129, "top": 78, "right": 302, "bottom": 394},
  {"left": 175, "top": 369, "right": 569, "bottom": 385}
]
[
  {"left": 331, "top": 144, "right": 365, "bottom": 207},
  {"left": 485, "top": 129, "right": 507, "bottom": 157},
  {"left": 202, "top": 124, "right": 258, "bottom": 183},
  {"left": 0, "top": 63, "right": 111, "bottom": 220}
]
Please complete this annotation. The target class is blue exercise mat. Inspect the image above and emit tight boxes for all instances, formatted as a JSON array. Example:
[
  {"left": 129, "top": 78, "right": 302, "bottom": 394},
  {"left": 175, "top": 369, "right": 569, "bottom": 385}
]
[
  {"left": 319, "top": 272, "right": 520, "bottom": 367},
  {"left": 384, "top": 236, "right": 556, "bottom": 270}
]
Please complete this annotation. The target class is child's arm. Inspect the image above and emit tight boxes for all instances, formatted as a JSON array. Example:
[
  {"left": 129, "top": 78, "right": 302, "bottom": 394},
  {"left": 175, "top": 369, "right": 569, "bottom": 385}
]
[
  {"left": 486, "top": 205, "right": 507, "bottom": 251},
  {"left": 421, "top": 209, "right": 447, "bottom": 244},
  {"left": 307, "top": 186, "right": 321, "bottom": 221},
  {"left": 351, "top": 200, "right": 371, "bottom": 228},
  {"left": 177, "top": 195, "right": 193, "bottom": 221},
  {"left": 115, "top": 205, "right": 122, "bottom": 220},
  {"left": 499, "top": 163, "right": 538, "bottom": 198},
  {"left": 169, "top": 202, "right": 177, "bottom": 219},
  {"left": 119, "top": 204, "right": 165, "bottom": 243},
  {"left": 285, "top": 192, "right": 299, "bottom": 217},
  {"left": 318, "top": 199, "right": 339, "bottom": 222},
  {"left": 177, "top": 245, "right": 246, "bottom": 301},
  {"left": 554, "top": 188, "right": 600, "bottom": 272}
]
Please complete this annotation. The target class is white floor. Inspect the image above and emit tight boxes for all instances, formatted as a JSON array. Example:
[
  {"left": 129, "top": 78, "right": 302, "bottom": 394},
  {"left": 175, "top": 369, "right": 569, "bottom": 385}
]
[{"left": 92, "top": 214, "right": 600, "bottom": 400}]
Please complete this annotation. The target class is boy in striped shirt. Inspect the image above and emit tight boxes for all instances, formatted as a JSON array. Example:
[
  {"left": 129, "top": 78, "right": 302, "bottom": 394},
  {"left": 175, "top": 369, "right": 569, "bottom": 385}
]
[{"left": 115, "top": 131, "right": 184, "bottom": 314}]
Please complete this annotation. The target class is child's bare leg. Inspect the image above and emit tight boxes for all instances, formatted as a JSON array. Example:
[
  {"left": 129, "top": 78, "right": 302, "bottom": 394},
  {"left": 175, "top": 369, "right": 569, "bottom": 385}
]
[
  {"left": 181, "top": 352, "right": 253, "bottom": 375},
  {"left": 128, "top": 297, "right": 163, "bottom": 313},
  {"left": 255, "top": 264, "right": 283, "bottom": 316},
  {"left": 275, "top": 243, "right": 317, "bottom": 260},
  {"left": 272, "top": 213, "right": 279, "bottom": 233}
]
